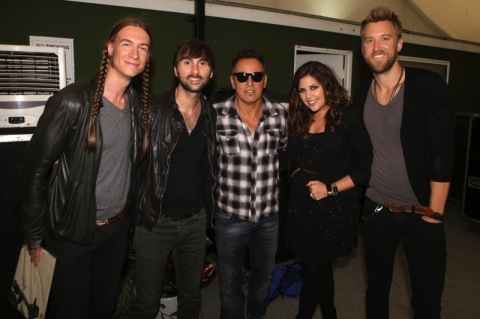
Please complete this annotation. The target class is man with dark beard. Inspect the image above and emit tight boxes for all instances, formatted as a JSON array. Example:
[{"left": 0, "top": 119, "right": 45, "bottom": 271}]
[
  {"left": 353, "top": 7, "right": 455, "bottom": 319},
  {"left": 133, "top": 39, "right": 217, "bottom": 319}
]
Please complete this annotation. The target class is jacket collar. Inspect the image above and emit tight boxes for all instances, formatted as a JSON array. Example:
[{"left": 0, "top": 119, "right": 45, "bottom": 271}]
[{"left": 167, "top": 86, "right": 209, "bottom": 116}]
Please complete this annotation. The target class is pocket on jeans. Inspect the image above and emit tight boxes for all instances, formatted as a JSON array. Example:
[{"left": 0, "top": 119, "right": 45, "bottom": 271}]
[
  {"left": 215, "top": 209, "right": 234, "bottom": 222},
  {"left": 362, "top": 197, "right": 382, "bottom": 221}
]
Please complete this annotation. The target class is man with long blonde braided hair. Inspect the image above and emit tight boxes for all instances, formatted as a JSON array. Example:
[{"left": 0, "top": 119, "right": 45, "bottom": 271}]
[{"left": 21, "top": 17, "right": 152, "bottom": 318}]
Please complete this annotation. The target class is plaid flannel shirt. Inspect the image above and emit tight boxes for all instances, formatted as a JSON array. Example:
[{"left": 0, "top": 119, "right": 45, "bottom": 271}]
[{"left": 214, "top": 95, "right": 288, "bottom": 223}]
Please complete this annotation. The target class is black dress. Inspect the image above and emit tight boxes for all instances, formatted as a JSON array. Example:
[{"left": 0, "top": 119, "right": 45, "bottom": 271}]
[{"left": 286, "top": 107, "right": 372, "bottom": 268}]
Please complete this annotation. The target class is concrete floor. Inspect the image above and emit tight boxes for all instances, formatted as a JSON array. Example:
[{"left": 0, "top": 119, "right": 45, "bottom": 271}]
[
  {"left": 2, "top": 201, "right": 479, "bottom": 318},
  {"left": 201, "top": 201, "right": 480, "bottom": 319}
]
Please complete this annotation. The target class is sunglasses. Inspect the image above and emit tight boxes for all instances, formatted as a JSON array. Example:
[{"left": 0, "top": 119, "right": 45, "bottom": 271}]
[{"left": 232, "top": 72, "right": 265, "bottom": 83}]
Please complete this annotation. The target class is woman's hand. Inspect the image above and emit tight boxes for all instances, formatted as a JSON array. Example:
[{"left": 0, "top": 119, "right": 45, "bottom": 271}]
[{"left": 306, "top": 180, "right": 328, "bottom": 201}]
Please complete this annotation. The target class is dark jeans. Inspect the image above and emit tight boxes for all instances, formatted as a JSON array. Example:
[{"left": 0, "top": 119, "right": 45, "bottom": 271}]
[
  {"left": 362, "top": 197, "right": 446, "bottom": 319},
  {"left": 45, "top": 217, "right": 130, "bottom": 319},
  {"left": 215, "top": 209, "right": 279, "bottom": 319},
  {"left": 132, "top": 210, "right": 206, "bottom": 319}
]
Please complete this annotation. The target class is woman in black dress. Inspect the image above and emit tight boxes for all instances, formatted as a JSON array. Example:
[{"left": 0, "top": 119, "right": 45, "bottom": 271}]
[{"left": 286, "top": 61, "right": 372, "bottom": 319}]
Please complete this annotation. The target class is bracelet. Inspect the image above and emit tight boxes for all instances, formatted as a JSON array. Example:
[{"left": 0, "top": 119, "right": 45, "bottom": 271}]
[
  {"left": 326, "top": 183, "right": 334, "bottom": 197},
  {"left": 331, "top": 183, "right": 338, "bottom": 196}
]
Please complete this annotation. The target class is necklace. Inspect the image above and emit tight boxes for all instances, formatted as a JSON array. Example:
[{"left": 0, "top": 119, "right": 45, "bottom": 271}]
[
  {"left": 237, "top": 107, "right": 261, "bottom": 135},
  {"left": 372, "top": 67, "right": 404, "bottom": 104}
]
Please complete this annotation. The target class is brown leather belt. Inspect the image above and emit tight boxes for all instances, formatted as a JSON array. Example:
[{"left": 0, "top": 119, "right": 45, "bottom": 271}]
[
  {"left": 96, "top": 206, "right": 129, "bottom": 227},
  {"left": 384, "top": 204, "right": 434, "bottom": 217}
]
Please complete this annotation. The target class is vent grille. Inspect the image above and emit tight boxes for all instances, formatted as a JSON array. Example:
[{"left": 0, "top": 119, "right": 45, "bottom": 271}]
[{"left": 0, "top": 50, "right": 61, "bottom": 95}]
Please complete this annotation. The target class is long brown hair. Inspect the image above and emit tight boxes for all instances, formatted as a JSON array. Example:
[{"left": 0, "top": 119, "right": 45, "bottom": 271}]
[
  {"left": 85, "top": 17, "right": 152, "bottom": 156},
  {"left": 288, "top": 61, "right": 350, "bottom": 137}
]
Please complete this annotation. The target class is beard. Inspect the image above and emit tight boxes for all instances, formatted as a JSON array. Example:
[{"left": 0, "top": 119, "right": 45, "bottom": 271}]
[
  {"left": 178, "top": 75, "right": 208, "bottom": 93},
  {"left": 365, "top": 50, "right": 398, "bottom": 75}
]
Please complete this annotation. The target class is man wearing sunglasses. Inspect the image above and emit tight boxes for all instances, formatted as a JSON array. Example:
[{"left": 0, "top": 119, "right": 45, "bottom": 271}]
[{"left": 214, "top": 49, "right": 288, "bottom": 319}]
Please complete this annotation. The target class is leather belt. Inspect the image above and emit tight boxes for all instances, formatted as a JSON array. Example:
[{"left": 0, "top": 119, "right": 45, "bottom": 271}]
[
  {"left": 96, "top": 206, "right": 129, "bottom": 227},
  {"left": 163, "top": 210, "right": 201, "bottom": 222},
  {"left": 384, "top": 204, "right": 434, "bottom": 217}
]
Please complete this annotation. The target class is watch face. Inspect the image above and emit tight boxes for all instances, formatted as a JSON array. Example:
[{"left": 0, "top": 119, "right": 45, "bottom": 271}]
[{"left": 326, "top": 183, "right": 333, "bottom": 196}]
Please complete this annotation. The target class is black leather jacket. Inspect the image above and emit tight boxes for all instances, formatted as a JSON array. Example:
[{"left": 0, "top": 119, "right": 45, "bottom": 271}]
[
  {"left": 21, "top": 77, "right": 143, "bottom": 250},
  {"left": 135, "top": 89, "right": 217, "bottom": 230}
]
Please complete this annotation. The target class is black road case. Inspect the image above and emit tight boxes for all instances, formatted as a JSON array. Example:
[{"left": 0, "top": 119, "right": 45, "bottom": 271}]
[{"left": 455, "top": 113, "right": 480, "bottom": 223}]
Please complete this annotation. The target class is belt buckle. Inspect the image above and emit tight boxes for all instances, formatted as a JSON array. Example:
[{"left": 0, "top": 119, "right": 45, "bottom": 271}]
[{"left": 96, "top": 219, "right": 109, "bottom": 226}]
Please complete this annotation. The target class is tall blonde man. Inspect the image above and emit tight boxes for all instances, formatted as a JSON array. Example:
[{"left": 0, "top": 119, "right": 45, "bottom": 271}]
[{"left": 21, "top": 18, "right": 151, "bottom": 319}]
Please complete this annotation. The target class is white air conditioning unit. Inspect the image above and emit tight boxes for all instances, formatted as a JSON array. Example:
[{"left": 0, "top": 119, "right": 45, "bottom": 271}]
[{"left": 0, "top": 44, "right": 67, "bottom": 142}]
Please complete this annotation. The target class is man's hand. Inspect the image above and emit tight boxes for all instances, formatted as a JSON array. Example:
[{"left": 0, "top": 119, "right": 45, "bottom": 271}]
[
  {"left": 422, "top": 215, "right": 442, "bottom": 224},
  {"left": 28, "top": 247, "right": 44, "bottom": 267}
]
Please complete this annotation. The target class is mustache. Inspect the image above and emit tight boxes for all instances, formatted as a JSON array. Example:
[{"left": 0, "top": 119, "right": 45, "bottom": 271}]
[
  {"left": 371, "top": 49, "right": 388, "bottom": 56},
  {"left": 187, "top": 75, "right": 203, "bottom": 80}
]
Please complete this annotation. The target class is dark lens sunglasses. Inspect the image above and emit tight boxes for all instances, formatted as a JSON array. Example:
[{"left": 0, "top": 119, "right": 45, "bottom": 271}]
[{"left": 232, "top": 72, "right": 265, "bottom": 83}]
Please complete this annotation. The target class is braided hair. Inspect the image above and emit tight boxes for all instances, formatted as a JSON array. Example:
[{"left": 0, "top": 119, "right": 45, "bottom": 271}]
[{"left": 85, "top": 17, "right": 152, "bottom": 157}]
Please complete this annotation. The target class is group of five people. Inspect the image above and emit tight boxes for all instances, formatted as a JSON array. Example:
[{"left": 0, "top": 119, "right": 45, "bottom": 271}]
[{"left": 20, "top": 5, "right": 454, "bottom": 319}]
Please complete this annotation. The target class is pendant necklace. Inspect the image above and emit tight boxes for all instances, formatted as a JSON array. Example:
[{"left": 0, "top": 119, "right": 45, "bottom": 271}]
[
  {"left": 372, "top": 67, "right": 404, "bottom": 103},
  {"left": 237, "top": 108, "right": 260, "bottom": 135}
]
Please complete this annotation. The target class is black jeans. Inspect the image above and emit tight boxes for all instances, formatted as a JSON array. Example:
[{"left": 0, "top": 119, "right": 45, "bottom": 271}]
[
  {"left": 362, "top": 197, "right": 446, "bottom": 319},
  {"left": 132, "top": 210, "right": 206, "bottom": 319},
  {"left": 45, "top": 217, "right": 130, "bottom": 319}
]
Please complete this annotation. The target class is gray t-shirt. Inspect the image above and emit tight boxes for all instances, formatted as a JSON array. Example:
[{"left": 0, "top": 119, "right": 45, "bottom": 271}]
[
  {"left": 95, "top": 97, "right": 132, "bottom": 219},
  {"left": 364, "top": 84, "right": 419, "bottom": 205}
]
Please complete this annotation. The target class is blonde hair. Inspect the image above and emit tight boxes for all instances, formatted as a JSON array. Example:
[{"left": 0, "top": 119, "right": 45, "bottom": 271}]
[{"left": 360, "top": 7, "right": 403, "bottom": 40}]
